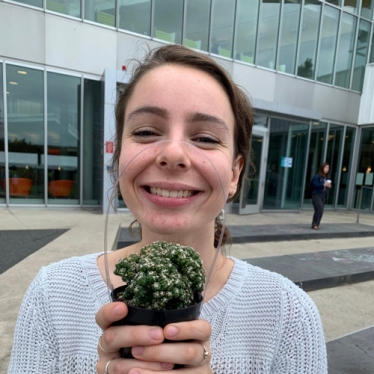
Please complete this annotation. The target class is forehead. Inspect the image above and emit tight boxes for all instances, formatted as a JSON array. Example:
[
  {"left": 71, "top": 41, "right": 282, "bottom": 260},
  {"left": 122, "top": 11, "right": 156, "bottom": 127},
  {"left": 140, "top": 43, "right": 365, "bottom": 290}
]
[{"left": 126, "top": 64, "right": 234, "bottom": 125}]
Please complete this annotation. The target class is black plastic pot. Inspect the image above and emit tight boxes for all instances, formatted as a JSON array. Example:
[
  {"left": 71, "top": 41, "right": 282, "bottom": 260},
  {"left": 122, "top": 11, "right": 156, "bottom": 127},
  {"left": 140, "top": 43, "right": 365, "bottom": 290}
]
[{"left": 111, "top": 285, "right": 203, "bottom": 360}]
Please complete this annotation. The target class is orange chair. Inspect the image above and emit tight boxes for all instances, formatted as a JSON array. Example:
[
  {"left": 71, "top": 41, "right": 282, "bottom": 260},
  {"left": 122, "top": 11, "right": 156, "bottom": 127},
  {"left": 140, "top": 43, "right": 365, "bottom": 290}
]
[
  {"left": 48, "top": 180, "right": 74, "bottom": 198},
  {"left": 1, "top": 178, "right": 33, "bottom": 197}
]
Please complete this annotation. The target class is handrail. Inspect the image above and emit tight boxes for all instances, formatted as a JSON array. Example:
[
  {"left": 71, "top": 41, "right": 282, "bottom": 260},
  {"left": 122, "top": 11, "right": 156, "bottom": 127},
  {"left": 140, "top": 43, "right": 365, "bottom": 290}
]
[{"left": 356, "top": 186, "right": 374, "bottom": 223}]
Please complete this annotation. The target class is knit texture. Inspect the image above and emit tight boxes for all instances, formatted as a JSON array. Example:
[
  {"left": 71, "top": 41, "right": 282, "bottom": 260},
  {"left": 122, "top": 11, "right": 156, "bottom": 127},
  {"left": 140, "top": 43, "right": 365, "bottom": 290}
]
[{"left": 8, "top": 253, "right": 327, "bottom": 373}]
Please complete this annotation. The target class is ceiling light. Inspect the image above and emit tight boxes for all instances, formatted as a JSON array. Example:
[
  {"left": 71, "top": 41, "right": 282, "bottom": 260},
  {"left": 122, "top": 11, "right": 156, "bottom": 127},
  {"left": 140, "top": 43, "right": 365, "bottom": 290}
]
[
  {"left": 17, "top": 70, "right": 27, "bottom": 75},
  {"left": 9, "top": 81, "right": 18, "bottom": 85},
  {"left": 312, "top": 121, "right": 320, "bottom": 125},
  {"left": 6, "top": 91, "right": 10, "bottom": 94}
]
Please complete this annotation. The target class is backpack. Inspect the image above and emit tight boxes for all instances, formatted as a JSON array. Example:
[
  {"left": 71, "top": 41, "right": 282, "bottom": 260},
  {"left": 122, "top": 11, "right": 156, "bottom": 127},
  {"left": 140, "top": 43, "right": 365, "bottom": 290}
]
[{"left": 304, "top": 179, "right": 313, "bottom": 199}]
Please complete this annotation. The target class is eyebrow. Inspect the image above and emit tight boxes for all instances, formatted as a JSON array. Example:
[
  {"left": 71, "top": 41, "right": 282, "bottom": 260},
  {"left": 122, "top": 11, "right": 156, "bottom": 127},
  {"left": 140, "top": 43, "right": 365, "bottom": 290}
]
[
  {"left": 126, "top": 106, "right": 169, "bottom": 123},
  {"left": 187, "top": 112, "right": 230, "bottom": 134}
]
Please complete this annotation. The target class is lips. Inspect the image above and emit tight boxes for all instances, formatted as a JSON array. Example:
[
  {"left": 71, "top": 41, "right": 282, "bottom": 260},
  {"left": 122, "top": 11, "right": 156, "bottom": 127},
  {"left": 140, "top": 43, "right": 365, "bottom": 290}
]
[{"left": 146, "top": 186, "right": 198, "bottom": 198}]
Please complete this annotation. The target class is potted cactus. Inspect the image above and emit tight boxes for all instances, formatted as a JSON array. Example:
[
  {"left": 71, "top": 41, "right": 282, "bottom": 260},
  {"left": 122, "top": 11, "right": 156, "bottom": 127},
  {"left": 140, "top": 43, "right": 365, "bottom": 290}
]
[{"left": 111, "top": 241, "right": 206, "bottom": 358}]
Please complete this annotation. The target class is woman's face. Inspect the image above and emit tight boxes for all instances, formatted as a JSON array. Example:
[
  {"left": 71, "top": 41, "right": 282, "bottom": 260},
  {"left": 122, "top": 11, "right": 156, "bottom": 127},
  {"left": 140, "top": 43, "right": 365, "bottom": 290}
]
[
  {"left": 118, "top": 64, "right": 243, "bottom": 238},
  {"left": 324, "top": 165, "right": 329, "bottom": 175}
]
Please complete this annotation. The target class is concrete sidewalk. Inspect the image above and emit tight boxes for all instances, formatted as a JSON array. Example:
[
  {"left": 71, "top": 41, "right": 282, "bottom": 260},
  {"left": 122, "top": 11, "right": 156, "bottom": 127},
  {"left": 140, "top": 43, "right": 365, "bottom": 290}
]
[{"left": 1, "top": 208, "right": 374, "bottom": 373}]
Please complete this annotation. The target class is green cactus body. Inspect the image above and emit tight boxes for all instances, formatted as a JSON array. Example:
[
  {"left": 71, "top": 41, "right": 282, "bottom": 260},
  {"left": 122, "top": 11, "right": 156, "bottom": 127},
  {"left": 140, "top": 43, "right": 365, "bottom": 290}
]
[{"left": 114, "top": 241, "right": 205, "bottom": 310}]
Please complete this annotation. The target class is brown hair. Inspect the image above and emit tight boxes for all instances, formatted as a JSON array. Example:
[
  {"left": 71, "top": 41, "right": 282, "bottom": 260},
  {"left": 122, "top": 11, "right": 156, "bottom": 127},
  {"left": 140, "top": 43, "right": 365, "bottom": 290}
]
[
  {"left": 318, "top": 163, "right": 329, "bottom": 177},
  {"left": 112, "top": 44, "right": 253, "bottom": 250}
]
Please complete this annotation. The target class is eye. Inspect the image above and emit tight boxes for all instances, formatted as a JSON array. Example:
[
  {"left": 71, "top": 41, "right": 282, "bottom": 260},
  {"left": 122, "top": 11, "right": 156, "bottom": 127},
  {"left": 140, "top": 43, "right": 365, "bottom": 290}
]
[
  {"left": 192, "top": 135, "right": 220, "bottom": 145},
  {"left": 133, "top": 129, "right": 158, "bottom": 137}
]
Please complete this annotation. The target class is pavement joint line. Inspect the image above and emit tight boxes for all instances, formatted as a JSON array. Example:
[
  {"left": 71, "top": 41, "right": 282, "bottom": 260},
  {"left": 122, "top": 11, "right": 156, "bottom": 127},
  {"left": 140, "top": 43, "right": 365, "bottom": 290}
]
[{"left": 327, "top": 324, "right": 374, "bottom": 343}]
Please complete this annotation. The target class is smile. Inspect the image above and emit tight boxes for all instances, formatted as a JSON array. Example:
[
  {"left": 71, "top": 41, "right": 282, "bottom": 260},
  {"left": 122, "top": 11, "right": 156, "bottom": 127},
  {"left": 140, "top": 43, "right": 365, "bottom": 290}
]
[{"left": 148, "top": 187, "right": 197, "bottom": 198}]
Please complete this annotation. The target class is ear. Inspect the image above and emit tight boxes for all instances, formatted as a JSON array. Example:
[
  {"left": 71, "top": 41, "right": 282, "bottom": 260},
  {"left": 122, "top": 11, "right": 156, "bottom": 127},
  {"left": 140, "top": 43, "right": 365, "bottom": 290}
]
[{"left": 229, "top": 154, "right": 244, "bottom": 194}]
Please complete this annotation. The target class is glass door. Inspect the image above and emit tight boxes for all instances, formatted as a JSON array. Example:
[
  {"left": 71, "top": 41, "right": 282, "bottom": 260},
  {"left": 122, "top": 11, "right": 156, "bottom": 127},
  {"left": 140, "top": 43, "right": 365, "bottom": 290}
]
[{"left": 239, "top": 127, "right": 268, "bottom": 214}]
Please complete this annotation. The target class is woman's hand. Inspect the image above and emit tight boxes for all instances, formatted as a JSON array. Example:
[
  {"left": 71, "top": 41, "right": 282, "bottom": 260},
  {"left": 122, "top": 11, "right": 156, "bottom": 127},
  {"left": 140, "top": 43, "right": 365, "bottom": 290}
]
[
  {"left": 95, "top": 302, "right": 173, "bottom": 373},
  {"left": 95, "top": 302, "right": 212, "bottom": 373},
  {"left": 129, "top": 319, "right": 213, "bottom": 373}
]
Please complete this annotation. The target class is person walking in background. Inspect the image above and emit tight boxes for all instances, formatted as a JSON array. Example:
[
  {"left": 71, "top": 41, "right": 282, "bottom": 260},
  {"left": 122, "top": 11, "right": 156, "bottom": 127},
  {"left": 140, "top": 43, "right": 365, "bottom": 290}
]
[{"left": 311, "top": 163, "right": 331, "bottom": 230}]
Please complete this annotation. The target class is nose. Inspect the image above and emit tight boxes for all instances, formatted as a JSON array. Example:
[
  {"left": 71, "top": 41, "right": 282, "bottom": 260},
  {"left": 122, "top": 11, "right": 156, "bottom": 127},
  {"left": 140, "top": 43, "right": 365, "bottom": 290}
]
[{"left": 156, "top": 141, "right": 191, "bottom": 170}]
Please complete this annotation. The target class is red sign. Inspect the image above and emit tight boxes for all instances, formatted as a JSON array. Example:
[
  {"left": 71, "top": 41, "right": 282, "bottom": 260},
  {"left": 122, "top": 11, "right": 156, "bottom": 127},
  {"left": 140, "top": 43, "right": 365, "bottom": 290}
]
[{"left": 106, "top": 141, "right": 114, "bottom": 154}]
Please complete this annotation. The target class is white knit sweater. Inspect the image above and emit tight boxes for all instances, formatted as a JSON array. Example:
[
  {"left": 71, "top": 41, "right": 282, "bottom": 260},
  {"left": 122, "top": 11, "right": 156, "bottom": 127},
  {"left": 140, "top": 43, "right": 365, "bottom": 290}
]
[{"left": 8, "top": 253, "right": 327, "bottom": 373}]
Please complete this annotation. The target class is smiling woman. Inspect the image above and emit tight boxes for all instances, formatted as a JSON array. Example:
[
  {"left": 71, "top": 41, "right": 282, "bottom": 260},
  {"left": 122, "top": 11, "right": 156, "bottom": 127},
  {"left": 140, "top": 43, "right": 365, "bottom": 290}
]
[{"left": 8, "top": 45, "right": 327, "bottom": 374}]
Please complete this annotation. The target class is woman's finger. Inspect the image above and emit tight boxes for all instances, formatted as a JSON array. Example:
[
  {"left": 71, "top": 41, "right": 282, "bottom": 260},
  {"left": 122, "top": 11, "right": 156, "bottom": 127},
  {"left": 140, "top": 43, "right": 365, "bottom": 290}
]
[
  {"left": 96, "top": 357, "right": 174, "bottom": 374},
  {"left": 95, "top": 302, "right": 128, "bottom": 330},
  {"left": 131, "top": 340, "right": 211, "bottom": 368},
  {"left": 99, "top": 324, "right": 165, "bottom": 354},
  {"left": 163, "top": 319, "right": 212, "bottom": 342}
]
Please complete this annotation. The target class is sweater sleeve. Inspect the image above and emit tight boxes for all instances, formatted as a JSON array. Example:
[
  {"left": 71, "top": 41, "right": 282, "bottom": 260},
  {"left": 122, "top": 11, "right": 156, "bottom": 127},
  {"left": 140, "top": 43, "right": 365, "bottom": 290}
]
[
  {"left": 8, "top": 268, "right": 59, "bottom": 374},
  {"left": 270, "top": 280, "right": 327, "bottom": 373}
]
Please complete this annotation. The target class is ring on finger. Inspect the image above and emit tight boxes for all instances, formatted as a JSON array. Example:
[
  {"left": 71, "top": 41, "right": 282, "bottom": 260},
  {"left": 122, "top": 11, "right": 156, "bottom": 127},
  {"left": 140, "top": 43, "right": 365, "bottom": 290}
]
[
  {"left": 98, "top": 335, "right": 108, "bottom": 353},
  {"left": 104, "top": 358, "right": 114, "bottom": 374},
  {"left": 195, "top": 343, "right": 209, "bottom": 366}
]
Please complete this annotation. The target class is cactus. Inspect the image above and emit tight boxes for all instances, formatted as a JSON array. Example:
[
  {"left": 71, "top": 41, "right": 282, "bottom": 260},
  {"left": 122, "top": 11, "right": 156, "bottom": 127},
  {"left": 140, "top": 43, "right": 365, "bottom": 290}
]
[{"left": 114, "top": 241, "right": 205, "bottom": 311}]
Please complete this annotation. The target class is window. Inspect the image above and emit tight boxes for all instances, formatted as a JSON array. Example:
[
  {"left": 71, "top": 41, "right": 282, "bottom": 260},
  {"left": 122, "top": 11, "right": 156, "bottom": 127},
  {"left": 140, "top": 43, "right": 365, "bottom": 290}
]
[
  {"left": 278, "top": 0, "right": 301, "bottom": 74},
  {"left": 184, "top": 0, "right": 211, "bottom": 52},
  {"left": 256, "top": 0, "right": 281, "bottom": 69},
  {"left": 351, "top": 19, "right": 371, "bottom": 91},
  {"left": 12, "top": 0, "right": 42, "bottom": 7},
  {"left": 361, "top": 0, "right": 374, "bottom": 19},
  {"left": 83, "top": 79, "right": 102, "bottom": 206},
  {"left": 316, "top": 5, "right": 340, "bottom": 85},
  {"left": 6, "top": 65, "right": 44, "bottom": 204},
  {"left": 154, "top": 0, "right": 183, "bottom": 44},
  {"left": 46, "top": 0, "right": 81, "bottom": 17},
  {"left": 85, "top": 0, "right": 115, "bottom": 27},
  {"left": 334, "top": 12, "right": 357, "bottom": 88},
  {"left": 343, "top": 0, "right": 359, "bottom": 14},
  {"left": 210, "top": 0, "right": 236, "bottom": 58},
  {"left": 119, "top": 0, "right": 151, "bottom": 36},
  {"left": 297, "top": 0, "right": 321, "bottom": 79},
  {"left": 47, "top": 73, "right": 80, "bottom": 205},
  {"left": 235, "top": 0, "right": 260, "bottom": 64}
]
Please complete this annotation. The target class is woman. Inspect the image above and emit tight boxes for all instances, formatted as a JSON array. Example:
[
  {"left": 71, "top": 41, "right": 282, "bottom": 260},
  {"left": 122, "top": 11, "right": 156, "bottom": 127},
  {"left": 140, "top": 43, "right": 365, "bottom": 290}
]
[
  {"left": 311, "top": 163, "right": 331, "bottom": 230},
  {"left": 8, "top": 45, "right": 327, "bottom": 373}
]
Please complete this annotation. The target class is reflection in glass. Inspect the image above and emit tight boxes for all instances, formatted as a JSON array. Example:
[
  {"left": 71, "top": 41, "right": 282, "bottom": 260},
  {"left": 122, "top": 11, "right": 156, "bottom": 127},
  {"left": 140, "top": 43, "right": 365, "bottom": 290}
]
[
  {"left": 325, "top": 124, "right": 343, "bottom": 207},
  {"left": 119, "top": 0, "right": 151, "bottom": 36},
  {"left": 0, "top": 64, "right": 4, "bottom": 204},
  {"left": 46, "top": 0, "right": 81, "bottom": 17},
  {"left": 244, "top": 135, "right": 262, "bottom": 205},
  {"left": 304, "top": 122, "right": 328, "bottom": 205},
  {"left": 235, "top": 0, "right": 259, "bottom": 64},
  {"left": 210, "top": 0, "right": 236, "bottom": 58},
  {"left": 154, "top": 0, "right": 183, "bottom": 44},
  {"left": 264, "top": 119, "right": 309, "bottom": 209},
  {"left": 12, "top": 0, "right": 42, "bottom": 7},
  {"left": 316, "top": 5, "right": 339, "bottom": 84},
  {"left": 354, "top": 128, "right": 374, "bottom": 210},
  {"left": 326, "top": 0, "right": 342, "bottom": 6},
  {"left": 297, "top": 0, "right": 321, "bottom": 79},
  {"left": 278, "top": 0, "right": 301, "bottom": 75},
  {"left": 6, "top": 65, "right": 44, "bottom": 204},
  {"left": 47, "top": 72, "right": 80, "bottom": 205},
  {"left": 85, "top": 0, "right": 115, "bottom": 27},
  {"left": 83, "top": 79, "right": 102, "bottom": 206},
  {"left": 371, "top": 27, "right": 374, "bottom": 63},
  {"left": 184, "top": 0, "right": 210, "bottom": 52},
  {"left": 256, "top": 0, "right": 281, "bottom": 69},
  {"left": 335, "top": 13, "right": 356, "bottom": 89},
  {"left": 361, "top": 0, "right": 374, "bottom": 19},
  {"left": 352, "top": 19, "right": 371, "bottom": 92},
  {"left": 337, "top": 127, "right": 355, "bottom": 207},
  {"left": 343, "top": 0, "right": 359, "bottom": 14}
]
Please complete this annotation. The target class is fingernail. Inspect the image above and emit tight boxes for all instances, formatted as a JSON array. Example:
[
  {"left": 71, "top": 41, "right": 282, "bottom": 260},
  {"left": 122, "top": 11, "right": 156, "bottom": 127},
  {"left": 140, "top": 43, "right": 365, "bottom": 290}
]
[
  {"left": 132, "top": 346, "right": 144, "bottom": 355},
  {"left": 113, "top": 304, "right": 124, "bottom": 317},
  {"left": 149, "top": 328, "right": 162, "bottom": 340},
  {"left": 161, "top": 362, "right": 174, "bottom": 369},
  {"left": 167, "top": 326, "right": 179, "bottom": 337}
]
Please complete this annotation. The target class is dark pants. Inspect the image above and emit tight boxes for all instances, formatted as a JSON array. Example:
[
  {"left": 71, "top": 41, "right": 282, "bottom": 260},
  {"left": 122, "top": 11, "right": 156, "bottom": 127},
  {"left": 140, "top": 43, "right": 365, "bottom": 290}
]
[{"left": 312, "top": 193, "right": 325, "bottom": 227}]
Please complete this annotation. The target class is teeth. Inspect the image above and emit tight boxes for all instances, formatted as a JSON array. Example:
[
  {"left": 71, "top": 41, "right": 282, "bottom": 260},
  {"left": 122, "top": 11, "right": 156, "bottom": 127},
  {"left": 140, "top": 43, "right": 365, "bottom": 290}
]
[{"left": 149, "top": 187, "right": 193, "bottom": 198}]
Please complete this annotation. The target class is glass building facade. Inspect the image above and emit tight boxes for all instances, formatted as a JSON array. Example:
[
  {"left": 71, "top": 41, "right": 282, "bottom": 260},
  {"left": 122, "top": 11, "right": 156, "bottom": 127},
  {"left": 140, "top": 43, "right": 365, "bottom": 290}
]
[{"left": 1, "top": 0, "right": 374, "bottom": 213}]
